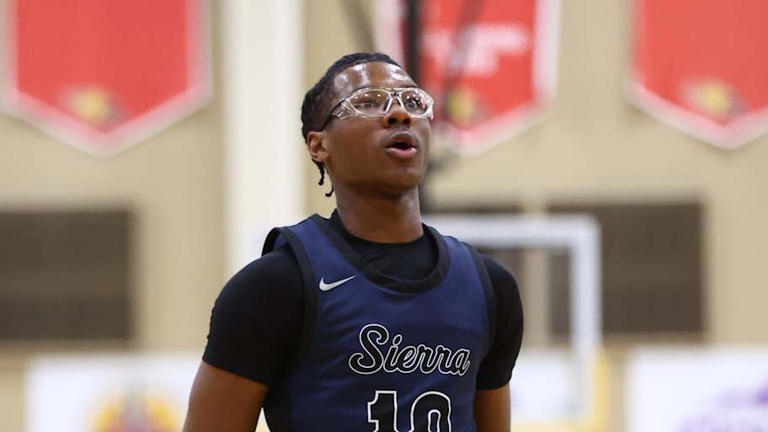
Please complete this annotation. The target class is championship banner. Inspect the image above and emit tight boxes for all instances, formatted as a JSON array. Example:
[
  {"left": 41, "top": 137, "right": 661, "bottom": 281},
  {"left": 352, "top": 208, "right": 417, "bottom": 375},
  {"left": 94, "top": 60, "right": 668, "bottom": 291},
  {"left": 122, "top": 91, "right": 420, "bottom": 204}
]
[
  {"left": 2, "top": 0, "right": 210, "bottom": 155},
  {"left": 627, "top": 348, "right": 768, "bottom": 432},
  {"left": 376, "top": 0, "right": 559, "bottom": 155},
  {"left": 629, "top": 0, "right": 768, "bottom": 149}
]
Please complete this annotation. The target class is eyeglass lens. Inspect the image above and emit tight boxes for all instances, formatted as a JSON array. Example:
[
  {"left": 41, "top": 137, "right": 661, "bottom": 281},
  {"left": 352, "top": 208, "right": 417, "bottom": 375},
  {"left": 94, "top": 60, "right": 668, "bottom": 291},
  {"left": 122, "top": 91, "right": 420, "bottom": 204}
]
[{"left": 348, "top": 89, "right": 430, "bottom": 116}]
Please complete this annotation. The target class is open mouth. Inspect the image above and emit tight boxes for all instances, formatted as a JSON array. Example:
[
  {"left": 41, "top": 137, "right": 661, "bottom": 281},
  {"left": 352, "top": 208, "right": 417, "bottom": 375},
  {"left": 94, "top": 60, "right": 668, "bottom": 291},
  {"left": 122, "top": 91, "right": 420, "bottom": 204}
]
[
  {"left": 384, "top": 132, "right": 419, "bottom": 160},
  {"left": 387, "top": 140, "right": 416, "bottom": 151},
  {"left": 385, "top": 131, "right": 418, "bottom": 150}
]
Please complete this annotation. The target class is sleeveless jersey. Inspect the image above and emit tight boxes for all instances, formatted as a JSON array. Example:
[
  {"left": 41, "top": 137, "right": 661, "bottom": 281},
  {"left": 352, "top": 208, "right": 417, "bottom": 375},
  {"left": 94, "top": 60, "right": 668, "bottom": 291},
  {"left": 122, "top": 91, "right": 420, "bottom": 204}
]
[{"left": 260, "top": 215, "right": 496, "bottom": 432}]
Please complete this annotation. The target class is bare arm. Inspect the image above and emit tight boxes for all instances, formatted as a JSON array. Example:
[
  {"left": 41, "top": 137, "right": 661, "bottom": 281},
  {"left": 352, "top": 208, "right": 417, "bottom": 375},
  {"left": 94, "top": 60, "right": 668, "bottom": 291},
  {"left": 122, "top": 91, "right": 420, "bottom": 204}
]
[
  {"left": 474, "top": 384, "right": 511, "bottom": 432},
  {"left": 183, "top": 361, "right": 268, "bottom": 432}
]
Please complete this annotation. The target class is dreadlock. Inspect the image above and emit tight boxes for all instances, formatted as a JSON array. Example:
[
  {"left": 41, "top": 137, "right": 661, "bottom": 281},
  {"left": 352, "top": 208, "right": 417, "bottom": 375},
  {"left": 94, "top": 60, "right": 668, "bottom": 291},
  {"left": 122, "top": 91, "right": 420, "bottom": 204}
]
[{"left": 301, "top": 52, "right": 401, "bottom": 197}]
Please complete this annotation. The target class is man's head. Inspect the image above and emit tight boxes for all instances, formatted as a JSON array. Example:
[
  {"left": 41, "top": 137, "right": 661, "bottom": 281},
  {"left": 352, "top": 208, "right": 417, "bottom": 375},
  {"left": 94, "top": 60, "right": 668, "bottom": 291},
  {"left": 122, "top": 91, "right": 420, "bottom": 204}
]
[{"left": 301, "top": 53, "right": 432, "bottom": 198}]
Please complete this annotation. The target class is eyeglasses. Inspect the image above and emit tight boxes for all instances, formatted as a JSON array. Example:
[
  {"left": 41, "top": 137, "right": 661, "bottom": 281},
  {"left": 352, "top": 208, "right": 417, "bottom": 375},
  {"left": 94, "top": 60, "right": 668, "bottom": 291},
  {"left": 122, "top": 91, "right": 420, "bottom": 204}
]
[{"left": 321, "top": 87, "right": 434, "bottom": 129}]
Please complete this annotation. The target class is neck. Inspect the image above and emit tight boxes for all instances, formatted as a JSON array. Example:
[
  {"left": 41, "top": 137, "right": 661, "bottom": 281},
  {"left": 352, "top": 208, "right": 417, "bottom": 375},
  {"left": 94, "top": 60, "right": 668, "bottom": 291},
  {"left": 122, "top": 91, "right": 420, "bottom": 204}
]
[{"left": 334, "top": 187, "right": 423, "bottom": 243}]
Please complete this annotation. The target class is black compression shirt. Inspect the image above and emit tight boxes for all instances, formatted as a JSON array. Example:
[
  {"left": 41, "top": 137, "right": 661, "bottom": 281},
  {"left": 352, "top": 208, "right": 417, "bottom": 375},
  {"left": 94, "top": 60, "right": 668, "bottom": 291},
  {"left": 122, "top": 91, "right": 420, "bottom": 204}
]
[{"left": 203, "top": 211, "right": 524, "bottom": 390}]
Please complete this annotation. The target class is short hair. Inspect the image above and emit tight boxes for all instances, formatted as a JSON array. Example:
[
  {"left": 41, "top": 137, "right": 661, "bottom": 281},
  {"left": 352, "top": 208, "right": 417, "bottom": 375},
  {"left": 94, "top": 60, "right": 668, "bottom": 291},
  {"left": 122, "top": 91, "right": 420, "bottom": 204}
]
[
  {"left": 301, "top": 52, "right": 403, "bottom": 196},
  {"left": 301, "top": 52, "right": 401, "bottom": 140}
]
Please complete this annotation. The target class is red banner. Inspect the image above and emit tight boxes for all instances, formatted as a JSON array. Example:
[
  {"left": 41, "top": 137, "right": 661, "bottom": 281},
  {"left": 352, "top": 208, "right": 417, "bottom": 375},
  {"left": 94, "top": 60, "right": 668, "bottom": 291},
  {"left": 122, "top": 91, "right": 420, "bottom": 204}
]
[
  {"left": 376, "top": 0, "right": 559, "bottom": 155},
  {"left": 2, "top": 0, "right": 210, "bottom": 155},
  {"left": 630, "top": 0, "right": 768, "bottom": 149}
]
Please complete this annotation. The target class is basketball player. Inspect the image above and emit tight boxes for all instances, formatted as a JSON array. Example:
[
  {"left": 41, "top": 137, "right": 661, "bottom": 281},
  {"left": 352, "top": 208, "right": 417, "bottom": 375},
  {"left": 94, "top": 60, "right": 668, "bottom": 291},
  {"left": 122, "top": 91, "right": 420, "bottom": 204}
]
[{"left": 183, "top": 53, "right": 523, "bottom": 432}]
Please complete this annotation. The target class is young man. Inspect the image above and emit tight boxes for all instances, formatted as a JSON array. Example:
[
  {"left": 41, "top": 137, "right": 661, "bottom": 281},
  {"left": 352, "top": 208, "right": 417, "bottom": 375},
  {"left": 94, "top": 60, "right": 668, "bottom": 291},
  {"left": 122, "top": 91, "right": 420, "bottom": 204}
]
[{"left": 184, "top": 53, "right": 523, "bottom": 432}]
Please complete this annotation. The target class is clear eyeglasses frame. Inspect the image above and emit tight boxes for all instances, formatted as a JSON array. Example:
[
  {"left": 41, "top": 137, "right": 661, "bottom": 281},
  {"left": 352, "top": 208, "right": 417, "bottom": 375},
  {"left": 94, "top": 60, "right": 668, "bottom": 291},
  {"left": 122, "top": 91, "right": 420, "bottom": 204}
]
[{"left": 321, "top": 87, "right": 434, "bottom": 128}]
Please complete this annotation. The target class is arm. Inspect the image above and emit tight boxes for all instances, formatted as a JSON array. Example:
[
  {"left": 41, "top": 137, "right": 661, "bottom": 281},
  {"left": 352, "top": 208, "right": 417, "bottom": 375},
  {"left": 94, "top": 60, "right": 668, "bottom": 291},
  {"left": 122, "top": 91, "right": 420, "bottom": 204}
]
[
  {"left": 474, "top": 384, "right": 511, "bottom": 432},
  {"left": 183, "top": 361, "right": 267, "bottom": 432},
  {"left": 183, "top": 247, "right": 304, "bottom": 432},
  {"left": 473, "top": 256, "right": 523, "bottom": 431}
]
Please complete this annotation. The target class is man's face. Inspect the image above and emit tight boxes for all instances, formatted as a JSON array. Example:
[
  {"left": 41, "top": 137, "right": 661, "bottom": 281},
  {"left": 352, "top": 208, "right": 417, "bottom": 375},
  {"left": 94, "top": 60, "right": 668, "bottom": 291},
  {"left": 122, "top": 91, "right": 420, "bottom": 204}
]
[{"left": 308, "top": 62, "right": 431, "bottom": 197}]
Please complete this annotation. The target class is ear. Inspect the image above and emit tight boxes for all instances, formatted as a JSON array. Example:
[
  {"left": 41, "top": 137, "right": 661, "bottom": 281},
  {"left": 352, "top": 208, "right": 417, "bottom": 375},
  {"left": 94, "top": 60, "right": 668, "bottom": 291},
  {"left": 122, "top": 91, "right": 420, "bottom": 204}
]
[{"left": 306, "top": 130, "right": 330, "bottom": 163}]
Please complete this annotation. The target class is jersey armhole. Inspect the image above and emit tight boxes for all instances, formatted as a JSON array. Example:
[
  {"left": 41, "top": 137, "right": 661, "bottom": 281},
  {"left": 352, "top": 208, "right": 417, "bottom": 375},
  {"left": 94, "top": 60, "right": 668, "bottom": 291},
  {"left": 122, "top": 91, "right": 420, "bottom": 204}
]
[
  {"left": 463, "top": 243, "right": 498, "bottom": 354},
  {"left": 262, "top": 227, "right": 318, "bottom": 369}
]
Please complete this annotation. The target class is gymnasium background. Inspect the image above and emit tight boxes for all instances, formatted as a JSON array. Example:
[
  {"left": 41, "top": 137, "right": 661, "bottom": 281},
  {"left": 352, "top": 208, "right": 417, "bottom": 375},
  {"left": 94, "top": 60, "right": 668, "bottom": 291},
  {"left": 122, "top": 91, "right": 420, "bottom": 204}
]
[{"left": 1, "top": 1, "right": 767, "bottom": 431}]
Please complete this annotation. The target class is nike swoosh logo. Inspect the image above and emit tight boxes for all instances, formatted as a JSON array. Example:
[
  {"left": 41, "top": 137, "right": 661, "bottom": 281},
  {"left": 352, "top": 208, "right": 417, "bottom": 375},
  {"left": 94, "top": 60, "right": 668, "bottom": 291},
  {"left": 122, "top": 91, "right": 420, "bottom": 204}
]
[{"left": 319, "top": 275, "right": 357, "bottom": 291}]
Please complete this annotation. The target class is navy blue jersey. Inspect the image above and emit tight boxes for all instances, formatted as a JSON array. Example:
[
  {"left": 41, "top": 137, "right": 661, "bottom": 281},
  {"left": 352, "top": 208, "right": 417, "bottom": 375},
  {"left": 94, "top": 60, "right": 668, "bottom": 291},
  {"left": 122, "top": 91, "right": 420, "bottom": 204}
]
[{"left": 260, "top": 215, "right": 496, "bottom": 432}]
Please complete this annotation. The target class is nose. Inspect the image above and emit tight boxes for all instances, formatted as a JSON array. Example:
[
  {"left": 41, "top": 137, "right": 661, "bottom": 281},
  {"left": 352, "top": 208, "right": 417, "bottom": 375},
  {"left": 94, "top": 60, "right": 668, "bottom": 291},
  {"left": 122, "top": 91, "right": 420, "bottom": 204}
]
[{"left": 381, "top": 96, "right": 412, "bottom": 128}]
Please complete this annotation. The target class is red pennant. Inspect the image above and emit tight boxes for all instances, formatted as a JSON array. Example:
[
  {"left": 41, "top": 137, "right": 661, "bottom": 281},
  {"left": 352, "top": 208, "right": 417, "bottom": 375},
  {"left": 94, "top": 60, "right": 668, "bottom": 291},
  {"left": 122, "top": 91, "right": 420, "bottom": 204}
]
[
  {"left": 2, "top": 0, "right": 210, "bottom": 154},
  {"left": 630, "top": 0, "right": 768, "bottom": 149}
]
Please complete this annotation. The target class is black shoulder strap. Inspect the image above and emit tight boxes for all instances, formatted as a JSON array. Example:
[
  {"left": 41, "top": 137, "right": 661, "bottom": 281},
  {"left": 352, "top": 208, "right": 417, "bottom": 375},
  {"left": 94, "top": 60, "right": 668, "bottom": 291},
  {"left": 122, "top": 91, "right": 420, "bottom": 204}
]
[
  {"left": 262, "top": 227, "right": 285, "bottom": 256},
  {"left": 463, "top": 242, "right": 498, "bottom": 353},
  {"left": 260, "top": 225, "right": 318, "bottom": 369}
]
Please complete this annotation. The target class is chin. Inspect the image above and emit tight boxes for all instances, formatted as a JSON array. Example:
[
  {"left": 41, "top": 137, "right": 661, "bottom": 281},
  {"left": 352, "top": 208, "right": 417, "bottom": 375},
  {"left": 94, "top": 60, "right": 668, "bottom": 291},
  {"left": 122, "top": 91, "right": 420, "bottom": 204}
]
[{"left": 378, "top": 171, "right": 424, "bottom": 195}]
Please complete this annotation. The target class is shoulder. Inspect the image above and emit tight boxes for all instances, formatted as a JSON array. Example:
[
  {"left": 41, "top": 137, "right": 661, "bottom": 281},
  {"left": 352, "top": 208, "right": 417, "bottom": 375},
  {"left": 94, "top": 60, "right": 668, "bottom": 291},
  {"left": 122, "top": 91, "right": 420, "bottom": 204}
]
[
  {"left": 472, "top": 252, "right": 525, "bottom": 389},
  {"left": 214, "top": 244, "right": 303, "bottom": 312},
  {"left": 480, "top": 255, "right": 519, "bottom": 296},
  {"left": 453, "top": 240, "right": 523, "bottom": 326},
  {"left": 452, "top": 238, "right": 521, "bottom": 306},
  {"left": 231, "top": 244, "right": 299, "bottom": 284},
  {"left": 477, "top": 253, "right": 523, "bottom": 325},
  {"left": 204, "top": 244, "right": 305, "bottom": 385}
]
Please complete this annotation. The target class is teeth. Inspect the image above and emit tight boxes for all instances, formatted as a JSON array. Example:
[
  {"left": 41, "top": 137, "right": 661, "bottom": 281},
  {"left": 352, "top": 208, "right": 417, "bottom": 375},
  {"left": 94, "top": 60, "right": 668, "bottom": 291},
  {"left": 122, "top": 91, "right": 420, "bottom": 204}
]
[{"left": 388, "top": 140, "right": 414, "bottom": 150}]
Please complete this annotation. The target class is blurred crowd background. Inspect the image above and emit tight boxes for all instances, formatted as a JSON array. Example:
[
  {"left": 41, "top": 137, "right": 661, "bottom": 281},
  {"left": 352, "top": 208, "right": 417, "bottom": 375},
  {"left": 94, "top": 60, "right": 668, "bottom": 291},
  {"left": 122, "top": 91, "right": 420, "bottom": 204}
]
[{"left": 1, "top": 0, "right": 767, "bottom": 431}]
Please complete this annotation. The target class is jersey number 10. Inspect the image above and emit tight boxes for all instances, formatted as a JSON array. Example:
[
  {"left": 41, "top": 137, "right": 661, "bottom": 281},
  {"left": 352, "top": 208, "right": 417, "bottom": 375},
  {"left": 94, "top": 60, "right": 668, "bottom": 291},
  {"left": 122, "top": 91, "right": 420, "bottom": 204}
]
[{"left": 367, "top": 390, "right": 452, "bottom": 431}]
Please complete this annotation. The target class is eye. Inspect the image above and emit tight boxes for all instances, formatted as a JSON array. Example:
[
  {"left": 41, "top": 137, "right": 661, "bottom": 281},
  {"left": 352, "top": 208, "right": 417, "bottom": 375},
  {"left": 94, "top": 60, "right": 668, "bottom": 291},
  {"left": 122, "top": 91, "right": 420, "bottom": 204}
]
[
  {"left": 405, "top": 98, "right": 424, "bottom": 109},
  {"left": 356, "top": 99, "right": 377, "bottom": 109},
  {"left": 402, "top": 92, "right": 428, "bottom": 113},
  {"left": 350, "top": 90, "right": 388, "bottom": 111}
]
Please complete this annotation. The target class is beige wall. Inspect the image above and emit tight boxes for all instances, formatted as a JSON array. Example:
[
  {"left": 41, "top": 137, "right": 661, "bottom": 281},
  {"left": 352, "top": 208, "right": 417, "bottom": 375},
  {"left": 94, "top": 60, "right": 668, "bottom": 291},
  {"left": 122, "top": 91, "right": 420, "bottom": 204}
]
[{"left": 0, "top": 2, "right": 224, "bottom": 431}]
